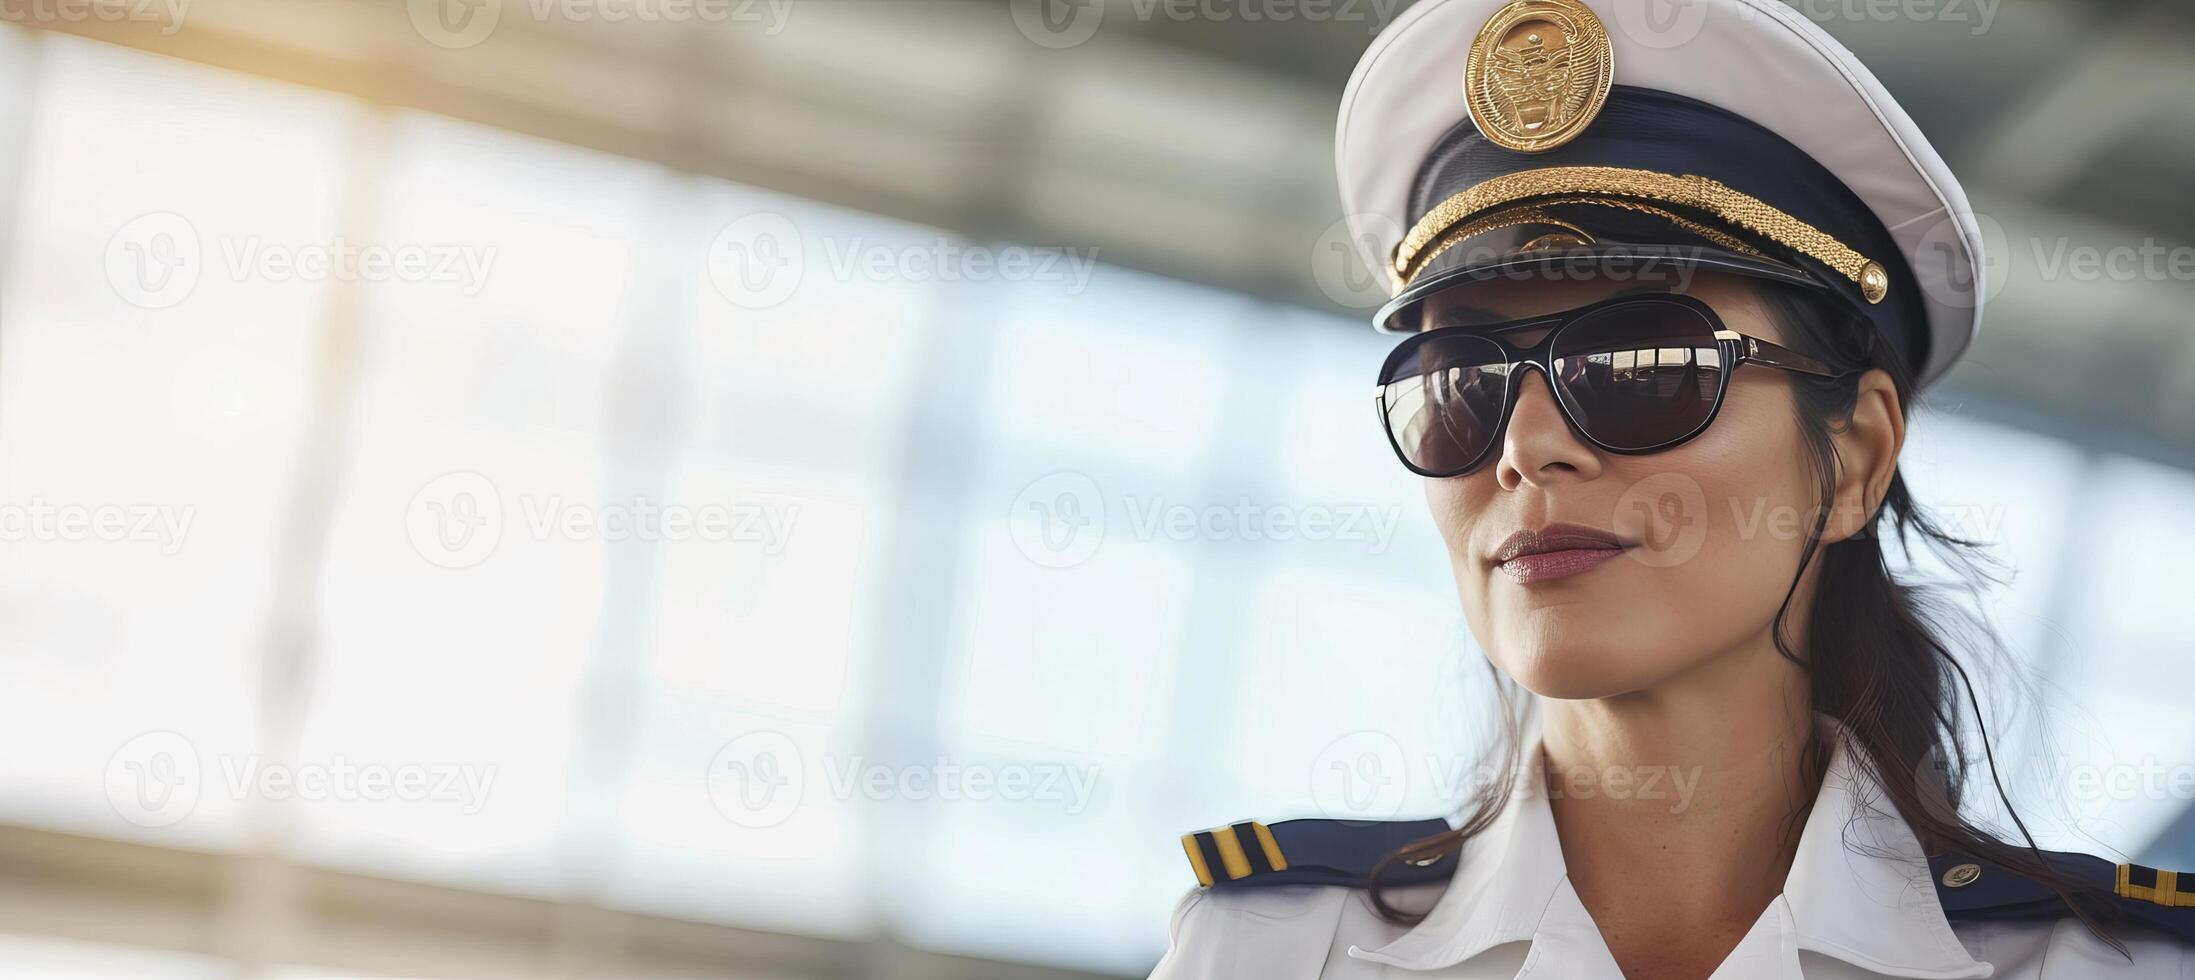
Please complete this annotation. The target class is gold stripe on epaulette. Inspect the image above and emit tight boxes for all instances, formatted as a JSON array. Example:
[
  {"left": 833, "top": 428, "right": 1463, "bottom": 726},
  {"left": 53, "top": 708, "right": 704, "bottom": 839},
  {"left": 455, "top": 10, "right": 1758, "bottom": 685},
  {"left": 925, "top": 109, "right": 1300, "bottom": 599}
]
[
  {"left": 1391, "top": 166, "right": 1889, "bottom": 304},
  {"left": 1181, "top": 834, "right": 1215, "bottom": 887},
  {"left": 1250, "top": 822, "right": 1288, "bottom": 872},
  {"left": 2115, "top": 863, "right": 2195, "bottom": 907},
  {"left": 1211, "top": 825, "right": 1253, "bottom": 881}
]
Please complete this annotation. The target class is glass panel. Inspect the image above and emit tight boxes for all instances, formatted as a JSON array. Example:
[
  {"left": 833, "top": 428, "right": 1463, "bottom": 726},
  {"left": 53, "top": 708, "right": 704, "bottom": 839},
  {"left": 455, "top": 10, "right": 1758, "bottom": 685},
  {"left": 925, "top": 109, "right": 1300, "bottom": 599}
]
[
  {"left": 0, "top": 37, "right": 352, "bottom": 851},
  {"left": 296, "top": 115, "right": 658, "bottom": 894}
]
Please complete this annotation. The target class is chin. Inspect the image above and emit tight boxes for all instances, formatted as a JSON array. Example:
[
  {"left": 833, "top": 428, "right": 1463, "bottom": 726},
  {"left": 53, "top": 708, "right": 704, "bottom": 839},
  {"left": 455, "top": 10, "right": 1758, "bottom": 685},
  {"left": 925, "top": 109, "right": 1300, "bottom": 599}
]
[
  {"left": 1506, "top": 659, "right": 1655, "bottom": 701},
  {"left": 1486, "top": 621, "right": 1676, "bottom": 701}
]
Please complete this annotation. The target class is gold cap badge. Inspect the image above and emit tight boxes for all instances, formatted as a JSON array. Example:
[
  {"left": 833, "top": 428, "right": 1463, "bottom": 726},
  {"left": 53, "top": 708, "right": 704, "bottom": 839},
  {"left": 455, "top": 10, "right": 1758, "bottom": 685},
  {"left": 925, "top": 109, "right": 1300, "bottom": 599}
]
[{"left": 1464, "top": 0, "right": 1615, "bottom": 153}]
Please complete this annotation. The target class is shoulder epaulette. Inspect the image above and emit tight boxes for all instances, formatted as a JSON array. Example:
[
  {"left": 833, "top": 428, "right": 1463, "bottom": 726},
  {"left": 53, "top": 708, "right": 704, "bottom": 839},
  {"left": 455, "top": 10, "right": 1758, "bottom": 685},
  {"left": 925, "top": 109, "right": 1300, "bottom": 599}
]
[
  {"left": 1178, "top": 817, "right": 1457, "bottom": 889},
  {"left": 1929, "top": 848, "right": 2195, "bottom": 944}
]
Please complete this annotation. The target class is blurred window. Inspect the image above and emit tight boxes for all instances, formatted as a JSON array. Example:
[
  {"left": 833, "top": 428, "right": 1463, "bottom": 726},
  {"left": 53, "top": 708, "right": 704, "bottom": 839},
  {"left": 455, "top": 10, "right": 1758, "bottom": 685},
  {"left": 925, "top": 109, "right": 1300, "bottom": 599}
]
[{"left": 0, "top": 24, "right": 2190, "bottom": 979}]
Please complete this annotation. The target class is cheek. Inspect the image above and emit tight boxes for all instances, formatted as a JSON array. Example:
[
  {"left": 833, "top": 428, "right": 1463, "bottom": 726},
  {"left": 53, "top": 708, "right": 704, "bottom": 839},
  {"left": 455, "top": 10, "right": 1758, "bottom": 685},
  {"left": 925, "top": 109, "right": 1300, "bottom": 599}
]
[
  {"left": 1423, "top": 475, "right": 1491, "bottom": 556},
  {"left": 1424, "top": 473, "right": 1499, "bottom": 632},
  {"left": 1423, "top": 378, "right": 1823, "bottom": 698},
  {"left": 1610, "top": 382, "right": 1819, "bottom": 632}
]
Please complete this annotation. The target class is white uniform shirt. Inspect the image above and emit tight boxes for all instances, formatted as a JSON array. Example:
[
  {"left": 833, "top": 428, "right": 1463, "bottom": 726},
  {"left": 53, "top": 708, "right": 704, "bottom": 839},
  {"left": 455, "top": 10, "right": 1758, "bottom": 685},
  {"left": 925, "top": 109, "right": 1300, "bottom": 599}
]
[{"left": 1150, "top": 724, "right": 2193, "bottom": 979}]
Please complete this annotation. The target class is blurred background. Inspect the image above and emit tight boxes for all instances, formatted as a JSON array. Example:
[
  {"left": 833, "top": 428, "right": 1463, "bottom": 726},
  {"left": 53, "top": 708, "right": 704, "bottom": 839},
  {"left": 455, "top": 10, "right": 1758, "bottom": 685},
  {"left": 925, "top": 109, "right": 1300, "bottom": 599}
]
[{"left": 0, "top": 0, "right": 2190, "bottom": 976}]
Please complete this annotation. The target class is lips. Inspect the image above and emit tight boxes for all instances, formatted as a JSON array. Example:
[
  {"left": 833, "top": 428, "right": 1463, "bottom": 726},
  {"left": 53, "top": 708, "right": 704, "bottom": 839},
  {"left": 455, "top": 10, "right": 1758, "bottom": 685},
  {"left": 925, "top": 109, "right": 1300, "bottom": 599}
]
[{"left": 1490, "top": 522, "right": 1635, "bottom": 585}]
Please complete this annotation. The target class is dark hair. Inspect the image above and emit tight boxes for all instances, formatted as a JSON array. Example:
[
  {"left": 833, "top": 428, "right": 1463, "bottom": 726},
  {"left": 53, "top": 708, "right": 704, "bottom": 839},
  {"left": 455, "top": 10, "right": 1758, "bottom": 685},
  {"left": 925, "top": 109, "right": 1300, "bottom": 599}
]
[{"left": 1367, "top": 279, "right": 2129, "bottom": 950}]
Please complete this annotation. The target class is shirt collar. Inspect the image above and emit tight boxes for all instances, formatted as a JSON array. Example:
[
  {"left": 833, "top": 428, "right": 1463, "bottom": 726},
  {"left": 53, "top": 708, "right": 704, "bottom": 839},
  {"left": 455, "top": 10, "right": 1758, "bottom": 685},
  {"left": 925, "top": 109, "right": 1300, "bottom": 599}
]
[
  {"left": 1347, "top": 714, "right": 1993, "bottom": 978},
  {"left": 1780, "top": 715, "right": 1992, "bottom": 978},
  {"left": 1346, "top": 712, "right": 1567, "bottom": 970}
]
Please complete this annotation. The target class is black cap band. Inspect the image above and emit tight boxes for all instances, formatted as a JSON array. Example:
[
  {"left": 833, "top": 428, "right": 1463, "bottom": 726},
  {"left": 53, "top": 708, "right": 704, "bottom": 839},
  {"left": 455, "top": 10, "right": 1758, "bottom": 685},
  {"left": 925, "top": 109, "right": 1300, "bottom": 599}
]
[{"left": 1406, "top": 86, "right": 1929, "bottom": 375}]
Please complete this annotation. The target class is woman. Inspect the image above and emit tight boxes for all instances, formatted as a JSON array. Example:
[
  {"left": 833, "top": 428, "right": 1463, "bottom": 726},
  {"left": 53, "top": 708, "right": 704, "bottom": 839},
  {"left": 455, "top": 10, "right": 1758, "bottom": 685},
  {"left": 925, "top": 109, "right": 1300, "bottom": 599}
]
[{"left": 1148, "top": 0, "right": 2194, "bottom": 976}]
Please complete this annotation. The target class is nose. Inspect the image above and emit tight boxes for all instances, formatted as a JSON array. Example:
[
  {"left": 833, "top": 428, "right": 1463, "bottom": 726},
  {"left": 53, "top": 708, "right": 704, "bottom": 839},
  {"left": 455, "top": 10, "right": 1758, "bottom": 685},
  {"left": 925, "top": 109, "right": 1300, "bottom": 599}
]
[{"left": 1494, "top": 365, "right": 1602, "bottom": 490}]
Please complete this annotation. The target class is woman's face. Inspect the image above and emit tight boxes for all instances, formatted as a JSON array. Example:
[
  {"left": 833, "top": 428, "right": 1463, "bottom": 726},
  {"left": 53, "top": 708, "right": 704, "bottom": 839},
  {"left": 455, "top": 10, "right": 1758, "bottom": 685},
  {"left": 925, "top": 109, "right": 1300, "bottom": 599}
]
[{"left": 1418, "top": 272, "right": 1824, "bottom": 700}]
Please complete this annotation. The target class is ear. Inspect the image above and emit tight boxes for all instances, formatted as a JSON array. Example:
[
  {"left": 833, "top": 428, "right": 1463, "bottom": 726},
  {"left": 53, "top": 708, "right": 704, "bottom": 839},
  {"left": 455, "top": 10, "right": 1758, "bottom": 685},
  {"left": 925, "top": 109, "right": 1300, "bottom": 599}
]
[{"left": 1822, "top": 367, "right": 1904, "bottom": 544}]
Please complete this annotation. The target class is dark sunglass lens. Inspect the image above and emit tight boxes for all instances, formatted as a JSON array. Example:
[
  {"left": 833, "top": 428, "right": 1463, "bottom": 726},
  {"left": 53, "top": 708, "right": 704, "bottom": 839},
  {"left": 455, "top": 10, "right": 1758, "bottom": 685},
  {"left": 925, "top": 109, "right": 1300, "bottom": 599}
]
[
  {"left": 1550, "top": 299, "right": 1724, "bottom": 451},
  {"left": 1379, "top": 333, "right": 1510, "bottom": 475}
]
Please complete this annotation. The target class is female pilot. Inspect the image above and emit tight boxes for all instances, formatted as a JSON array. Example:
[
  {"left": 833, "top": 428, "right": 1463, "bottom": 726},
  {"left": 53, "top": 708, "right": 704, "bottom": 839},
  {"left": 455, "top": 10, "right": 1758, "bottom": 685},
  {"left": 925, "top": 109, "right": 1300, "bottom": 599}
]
[{"left": 1149, "top": 0, "right": 2195, "bottom": 976}]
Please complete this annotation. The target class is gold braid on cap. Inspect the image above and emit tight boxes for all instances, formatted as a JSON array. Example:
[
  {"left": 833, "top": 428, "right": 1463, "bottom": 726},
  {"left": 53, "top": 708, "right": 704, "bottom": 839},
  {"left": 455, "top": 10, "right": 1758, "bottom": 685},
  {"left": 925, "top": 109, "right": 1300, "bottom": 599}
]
[{"left": 1390, "top": 166, "right": 1890, "bottom": 304}]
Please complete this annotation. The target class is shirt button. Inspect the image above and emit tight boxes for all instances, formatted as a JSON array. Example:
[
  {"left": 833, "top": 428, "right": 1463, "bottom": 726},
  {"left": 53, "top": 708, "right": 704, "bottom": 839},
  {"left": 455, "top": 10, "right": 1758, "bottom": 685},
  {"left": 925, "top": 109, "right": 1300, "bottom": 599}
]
[{"left": 1942, "top": 863, "right": 1982, "bottom": 888}]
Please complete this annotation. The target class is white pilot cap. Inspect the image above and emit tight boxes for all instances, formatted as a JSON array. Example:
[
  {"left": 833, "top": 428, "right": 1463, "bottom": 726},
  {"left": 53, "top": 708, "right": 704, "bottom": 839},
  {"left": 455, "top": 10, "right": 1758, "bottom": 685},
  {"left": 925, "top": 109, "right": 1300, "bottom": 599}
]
[{"left": 1337, "top": 0, "right": 1985, "bottom": 389}]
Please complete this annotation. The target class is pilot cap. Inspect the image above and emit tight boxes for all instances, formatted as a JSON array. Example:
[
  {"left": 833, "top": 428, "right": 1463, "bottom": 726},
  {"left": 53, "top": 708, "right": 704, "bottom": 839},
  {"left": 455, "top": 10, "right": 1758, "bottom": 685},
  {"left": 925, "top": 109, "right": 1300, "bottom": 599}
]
[{"left": 1337, "top": 0, "right": 1985, "bottom": 389}]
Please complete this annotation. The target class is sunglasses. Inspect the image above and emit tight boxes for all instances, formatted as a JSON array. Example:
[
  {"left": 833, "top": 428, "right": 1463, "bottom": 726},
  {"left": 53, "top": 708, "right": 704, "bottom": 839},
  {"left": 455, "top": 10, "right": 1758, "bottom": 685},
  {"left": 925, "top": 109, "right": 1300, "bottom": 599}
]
[{"left": 1375, "top": 292, "right": 1854, "bottom": 478}]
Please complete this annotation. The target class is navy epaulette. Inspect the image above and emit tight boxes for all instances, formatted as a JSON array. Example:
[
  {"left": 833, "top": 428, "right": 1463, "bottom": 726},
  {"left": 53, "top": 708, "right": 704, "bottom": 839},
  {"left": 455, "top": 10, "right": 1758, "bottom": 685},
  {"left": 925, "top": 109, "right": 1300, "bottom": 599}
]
[
  {"left": 1929, "top": 849, "right": 2195, "bottom": 944},
  {"left": 1178, "top": 817, "right": 1457, "bottom": 889}
]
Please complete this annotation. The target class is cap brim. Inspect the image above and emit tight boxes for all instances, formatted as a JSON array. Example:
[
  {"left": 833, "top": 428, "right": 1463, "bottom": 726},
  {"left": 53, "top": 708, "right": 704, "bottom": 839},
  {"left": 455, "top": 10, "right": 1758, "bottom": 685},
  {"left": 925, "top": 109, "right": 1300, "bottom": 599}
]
[{"left": 1372, "top": 244, "right": 1844, "bottom": 334}]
